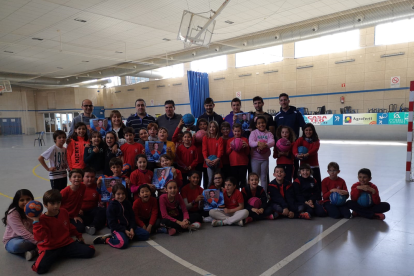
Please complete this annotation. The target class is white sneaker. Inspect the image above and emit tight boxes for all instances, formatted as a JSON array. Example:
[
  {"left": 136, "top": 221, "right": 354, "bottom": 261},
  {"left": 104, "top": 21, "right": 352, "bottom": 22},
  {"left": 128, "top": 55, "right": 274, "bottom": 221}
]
[
  {"left": 85, "top": 226, "right": 96, "bottom": 235},
  {"left": 203, "top": 216, "right": 213, "bottom": 223},
  {"left": 237, "top": 220, "right": 244, "bottom": 227},
  {"left": 25, "top": 249, "right": 38, "bottom": 261},
  {"left": 190, "top": 222, "right": 201, "bottom": 230}
]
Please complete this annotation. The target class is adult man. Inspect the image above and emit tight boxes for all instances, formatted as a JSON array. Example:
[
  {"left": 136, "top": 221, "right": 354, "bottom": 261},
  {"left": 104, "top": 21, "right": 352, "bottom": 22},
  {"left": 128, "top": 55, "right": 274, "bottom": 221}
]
[
  {"left": 69, "top": 99, "right": 96, "bottom": 136},
  {"left": 250, "top": 96, "right": 275, "bottom": 134},
  {"left": 198, "top": 97, "right": 224, "bottom": 129},
  {"left": 155, "top": 100, "right": 182, "bottom": 141},
  {"left": 273, "top": 93, "right": 306, "bottom": 179},
  {"left": 224, "top": 98, "right": 244, "bottom": 138},
  {"left": 126, "top": 99, "right": 156, "bottom": 142},
  {"left": 273, "top": 93, "right": 305, "bottom": 139}
]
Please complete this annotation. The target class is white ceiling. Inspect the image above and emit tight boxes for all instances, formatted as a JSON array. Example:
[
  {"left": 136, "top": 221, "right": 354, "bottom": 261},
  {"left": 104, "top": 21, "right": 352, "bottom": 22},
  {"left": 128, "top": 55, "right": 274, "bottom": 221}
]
[{"left": 0, "top": 0, "right": 387, "bottom": 78}]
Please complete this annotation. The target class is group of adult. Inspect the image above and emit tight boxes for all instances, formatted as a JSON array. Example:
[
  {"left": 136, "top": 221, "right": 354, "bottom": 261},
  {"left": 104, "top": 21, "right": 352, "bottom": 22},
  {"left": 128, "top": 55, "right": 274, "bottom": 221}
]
[{"left": 69, "top": 94, "right": 306, "bottom": 176}]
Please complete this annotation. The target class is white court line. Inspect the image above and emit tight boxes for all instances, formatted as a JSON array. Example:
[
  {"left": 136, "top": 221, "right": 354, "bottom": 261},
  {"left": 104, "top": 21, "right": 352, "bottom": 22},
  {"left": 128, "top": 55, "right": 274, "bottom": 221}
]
[
  {"left": 259, "top": 219, "right": 348, "bottom": 276},
  {"left": 259, "top": 177, "right": 406, "bottom": 276},
  {"left": 146, "top": 239, "right": 215, "bottom": 276}
]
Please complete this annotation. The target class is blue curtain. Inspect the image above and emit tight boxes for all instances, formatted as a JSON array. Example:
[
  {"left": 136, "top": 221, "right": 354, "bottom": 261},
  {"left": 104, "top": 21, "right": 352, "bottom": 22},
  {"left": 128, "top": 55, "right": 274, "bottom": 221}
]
[{"left": 187, "top": 70, "right": 209, "bottom": 118}]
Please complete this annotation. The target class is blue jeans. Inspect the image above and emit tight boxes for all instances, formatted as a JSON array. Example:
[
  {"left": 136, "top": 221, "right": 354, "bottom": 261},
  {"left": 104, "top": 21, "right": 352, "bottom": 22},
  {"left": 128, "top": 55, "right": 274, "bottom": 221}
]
[{"left": 5, "top": 237, "right": 36, "bottom": 254}]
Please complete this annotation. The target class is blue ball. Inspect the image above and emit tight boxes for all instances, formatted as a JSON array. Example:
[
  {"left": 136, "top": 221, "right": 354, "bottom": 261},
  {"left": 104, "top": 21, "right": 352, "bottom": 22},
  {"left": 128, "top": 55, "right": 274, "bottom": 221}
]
[
  {"left": 207, "top": 155, "right": 218, "bottom": 168},
  {"left": 357, "top": 192, "right": 372, "bottom": 207},
  {"left": 298, "top": 146, "right": 308, "bottom": 154},
  {"left": 25, "top": 201, "right": 43, "bottom": 218},
  {"left": 182, "top": 114, "right": 195, "bottom": 126},
  {"left": 329, "top": 192, "right": 347, "bottom": 206}
]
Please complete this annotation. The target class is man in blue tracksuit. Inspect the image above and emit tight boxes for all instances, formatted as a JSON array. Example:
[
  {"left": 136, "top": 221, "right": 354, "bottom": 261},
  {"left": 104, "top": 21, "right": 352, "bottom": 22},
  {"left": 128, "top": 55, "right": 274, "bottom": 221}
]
[{"left": 273, "top": 93, "right": 306, "bottom": 178}]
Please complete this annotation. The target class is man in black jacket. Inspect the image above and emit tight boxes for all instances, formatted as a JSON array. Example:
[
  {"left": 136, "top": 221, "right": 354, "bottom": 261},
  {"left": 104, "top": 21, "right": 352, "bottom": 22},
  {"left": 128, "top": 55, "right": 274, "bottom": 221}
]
[{"left": 197, "top": 97, "right": 224, "bottom": 129}]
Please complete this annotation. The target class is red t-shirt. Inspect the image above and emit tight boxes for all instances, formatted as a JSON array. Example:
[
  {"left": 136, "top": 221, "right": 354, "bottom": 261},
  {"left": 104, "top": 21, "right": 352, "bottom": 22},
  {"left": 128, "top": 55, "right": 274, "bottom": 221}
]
[
  {"left": 175, "top": 144, "right": 199, "bottom": 173},
  {"left": 224, "top": 189, "right": 244, "bottom": 209},
  {"left": 202, "top": 136, "right": 224, "bottom": 168},
  {"left": 60, "top": 184, "right": 86, "bottom": 218},
  {"left": 130, "top": 169, "right": 154, "bottom": 200},
  {"left": 132, "top": 197, "right": 158, "bottom": 227},
  {"left": 120, "top": 142, "right": 144, "bottom": 170},
  {"left": 33, "top": 209, "right": 81, "bottom": 252},
  {"left": 226, "top": 137, "right": 250, "bottom": 166},
  {"left": 321, "top": 177, "right": 348, "bottom": 203},
  {"left": 180, "top": 184, "right": 204, "bottom": 212},
  {"left": 81, "top": 183, "right": 100, "bottom": 211}
]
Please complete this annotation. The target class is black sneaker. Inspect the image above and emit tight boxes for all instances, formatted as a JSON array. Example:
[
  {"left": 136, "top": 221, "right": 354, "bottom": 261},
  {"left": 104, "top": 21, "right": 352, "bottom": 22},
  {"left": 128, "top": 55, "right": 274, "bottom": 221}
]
[{"left": 93, "top": 234, "right": 112, "bottom": 245}]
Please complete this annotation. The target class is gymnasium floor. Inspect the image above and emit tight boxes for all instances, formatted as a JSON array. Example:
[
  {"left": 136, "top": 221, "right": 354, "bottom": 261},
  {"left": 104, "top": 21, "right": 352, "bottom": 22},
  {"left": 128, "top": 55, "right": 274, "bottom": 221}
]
[{"left": 0, "top": 134, "right": 412, "bottom": 276}]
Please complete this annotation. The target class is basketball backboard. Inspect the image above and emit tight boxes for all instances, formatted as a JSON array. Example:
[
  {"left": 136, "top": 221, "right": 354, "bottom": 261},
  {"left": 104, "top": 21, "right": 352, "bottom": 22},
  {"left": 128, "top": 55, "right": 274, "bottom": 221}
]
[
  {"left": 177, "top": 10, "right": 215, "bottom": 48},
  {"left": 0, "top": 80, "right": 12, "bottom": 93}
]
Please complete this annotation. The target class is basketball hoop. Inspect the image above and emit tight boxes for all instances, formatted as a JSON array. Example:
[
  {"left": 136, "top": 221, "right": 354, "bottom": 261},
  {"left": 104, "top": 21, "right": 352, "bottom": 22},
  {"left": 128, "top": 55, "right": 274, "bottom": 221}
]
[
  {"left": 177, "top": 0, "right": 231, "bottom": 48},
  {"left": 0, "top": 80, "right": 12, "bottom": 93}
]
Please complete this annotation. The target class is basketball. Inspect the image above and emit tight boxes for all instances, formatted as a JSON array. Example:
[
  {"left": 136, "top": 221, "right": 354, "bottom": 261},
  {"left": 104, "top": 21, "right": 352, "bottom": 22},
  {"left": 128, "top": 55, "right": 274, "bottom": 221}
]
[
  {"left": 329, "top": 192, "right": 347, "bottom": 206},
  {"left": 248, "top": 197, "right": 262, "bottom": 208},
  {"left": 357, "top": 192, "right": 372, "bottom": 207},
  {"left": 207, "top": 155, "right": 218, "bottom": 168},
  {"left": 195, "top": 130, "right": 206, "bottom": 143},
  {"left": 182, "top": 113, "right": 195, "bottom": 126},
  {"left": 231, "top": 138, "right": 243, "bottom": 152},
  {"left": 276, "top": 138, "right": 291, "bottom": 152},
  {"left": 24, "top": 200, "right": 43, "bottom": 218},
  {"left": 297, "top": 146, "right": 308, "bottom": 154}
]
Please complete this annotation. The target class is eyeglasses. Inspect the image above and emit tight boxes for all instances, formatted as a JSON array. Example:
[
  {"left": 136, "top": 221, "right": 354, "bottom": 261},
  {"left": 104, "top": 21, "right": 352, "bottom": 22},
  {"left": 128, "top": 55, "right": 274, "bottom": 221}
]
[{"left": 83, "top": 105, "right": 93, "bottom": 107}]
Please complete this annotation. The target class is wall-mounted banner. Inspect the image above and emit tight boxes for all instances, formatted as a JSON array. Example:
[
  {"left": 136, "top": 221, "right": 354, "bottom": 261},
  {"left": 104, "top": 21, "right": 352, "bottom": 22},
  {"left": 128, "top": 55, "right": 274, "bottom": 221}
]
[
  {"left": 343, "top": 113, "right": 377, "bottom": 125},
  {"left": 304, "top": 114, "right": 334, "bottom": 125}
]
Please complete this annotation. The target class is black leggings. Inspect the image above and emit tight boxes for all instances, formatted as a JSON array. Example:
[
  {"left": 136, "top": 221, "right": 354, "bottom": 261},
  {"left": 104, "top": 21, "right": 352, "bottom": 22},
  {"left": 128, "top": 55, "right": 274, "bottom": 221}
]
[
  {"left": 297, "top": 200, "right": 327, "bottom": 217},
  {"left": 160, "top": 212, "right": 200, "bottom": 232},
  {"left": 230, "top": 165, "right": 248, "bottom": 189},
  {"left": 324, "top": 202, "right": 351, "bottom": 219}
]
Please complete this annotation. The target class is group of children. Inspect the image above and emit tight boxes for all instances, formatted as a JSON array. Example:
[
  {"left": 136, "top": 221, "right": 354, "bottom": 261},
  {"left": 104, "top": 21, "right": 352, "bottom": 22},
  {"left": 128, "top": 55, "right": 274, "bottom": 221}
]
[{"left": 1, "top": 114, "right": 391, "bottom": 274}]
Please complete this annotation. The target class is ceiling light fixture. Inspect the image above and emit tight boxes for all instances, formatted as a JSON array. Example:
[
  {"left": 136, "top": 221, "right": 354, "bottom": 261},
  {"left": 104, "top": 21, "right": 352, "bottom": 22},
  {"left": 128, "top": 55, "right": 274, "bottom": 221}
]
[
  {"left": 74, "top": 18, "right": 87, "bottom": 23},
  {"left": 115, "top": 51, "right": 123, "bottom": 53},
  {"left": 32, "top": 38, "right": 43, "bottom": 41},
  {"left": 57, "top": 67, "right": 63, "bottom": 69},
  {"left": 225, "top": 20, "right": 234, "bottom": 24},
  {"left": 82, "top": 60, "right": 89, "bottom": 62},
  {"left": 380, "top": 52, "right": 405, "bottom": 58},
  {"left": 4, "top": 51, "right": 13, "bottom": 53},
  {"left": 163, "top": 38, "right": 171, "bottom": 41}
]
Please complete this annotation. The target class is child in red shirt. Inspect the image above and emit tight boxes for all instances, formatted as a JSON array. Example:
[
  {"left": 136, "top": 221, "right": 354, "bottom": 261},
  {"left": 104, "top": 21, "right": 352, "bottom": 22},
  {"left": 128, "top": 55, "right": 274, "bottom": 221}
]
[
  {"left": 29, "top": 189, "right": 95, "bottom": 274},
  {"left": 66, "top": 122, "right": 89, "bottom": 170},
  {"left": 346, "top": 168, "right": 390, "bottom": 220},
  {"left": 209, "top": 177, "right": 248, "bottom": 227},
  {"left": 202, "top": 121, "right": 224, "bottom": 185},
  {"left": 181, "top": 171, "right": 204, "bottom": 223},
  {"left": 60, "top": 169, "right": 86, "bottom": 233},
  {"left": 321, "top": 162, "right": 351, "bottom": 219},
  {"left": 293, "top": 123, "right": 321, "bottom": 191},
  {"left": 133, "top": 184, "right": 159, "bottom": 234},
  {"left": 160, "top": 154, "right": 183, "bottom": 188},
  {"left": 159, "top": 180, "right": 201, "bottom": 236},
  {"left": 79, "top": 167, "right": 106, "bottom": 235},
  {"left": 175, "top": 131, "right": 198, "bottom": 187},
  {"left": 120, "top": 127, "right": 144, "bottom": 171},
  {"left": 194, "top": 118, "right": 208, "bottom": 188},
  {"left": 130, "top": 154, "right": 155, "bottom": 200},
  {"left": 220, "top": 122, "right": 231, "bottom": 179},
  {"left": 227, "top": 123, "right": 250, "bottom": 189},
  {"left": 273, "top": 125, "right": 296, "bottom": 183}
]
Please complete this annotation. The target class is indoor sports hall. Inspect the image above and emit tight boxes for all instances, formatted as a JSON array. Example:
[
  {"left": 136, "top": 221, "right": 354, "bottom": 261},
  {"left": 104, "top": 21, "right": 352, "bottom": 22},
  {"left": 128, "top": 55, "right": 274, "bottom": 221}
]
[{"left": 0, "top": 0, "right": 413, "bottom": 276}]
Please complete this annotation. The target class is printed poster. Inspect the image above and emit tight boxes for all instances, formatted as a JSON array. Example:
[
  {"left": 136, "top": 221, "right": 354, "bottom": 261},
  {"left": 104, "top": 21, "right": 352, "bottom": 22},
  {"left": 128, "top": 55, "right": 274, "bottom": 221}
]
[
  {"left": 304, "top": 114, "right": 334, "bottom": 125},
  {"left": 203, "top": 189, "right": 225, "bottom": 211},
  {"left": 100, "top": 177, "right": 126, "bottom": 202},
  {"left": 90, "top": 118, "right": 112, "bottom": 136},
  {"left": 145, "top": 141, "right": 166, "bottom": 163},
  {"left": 235, "top": 112, "right": 253, "bottom": 132},
  {"left": 152, "top": 167, "right": 173, "bottom": 189}
]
